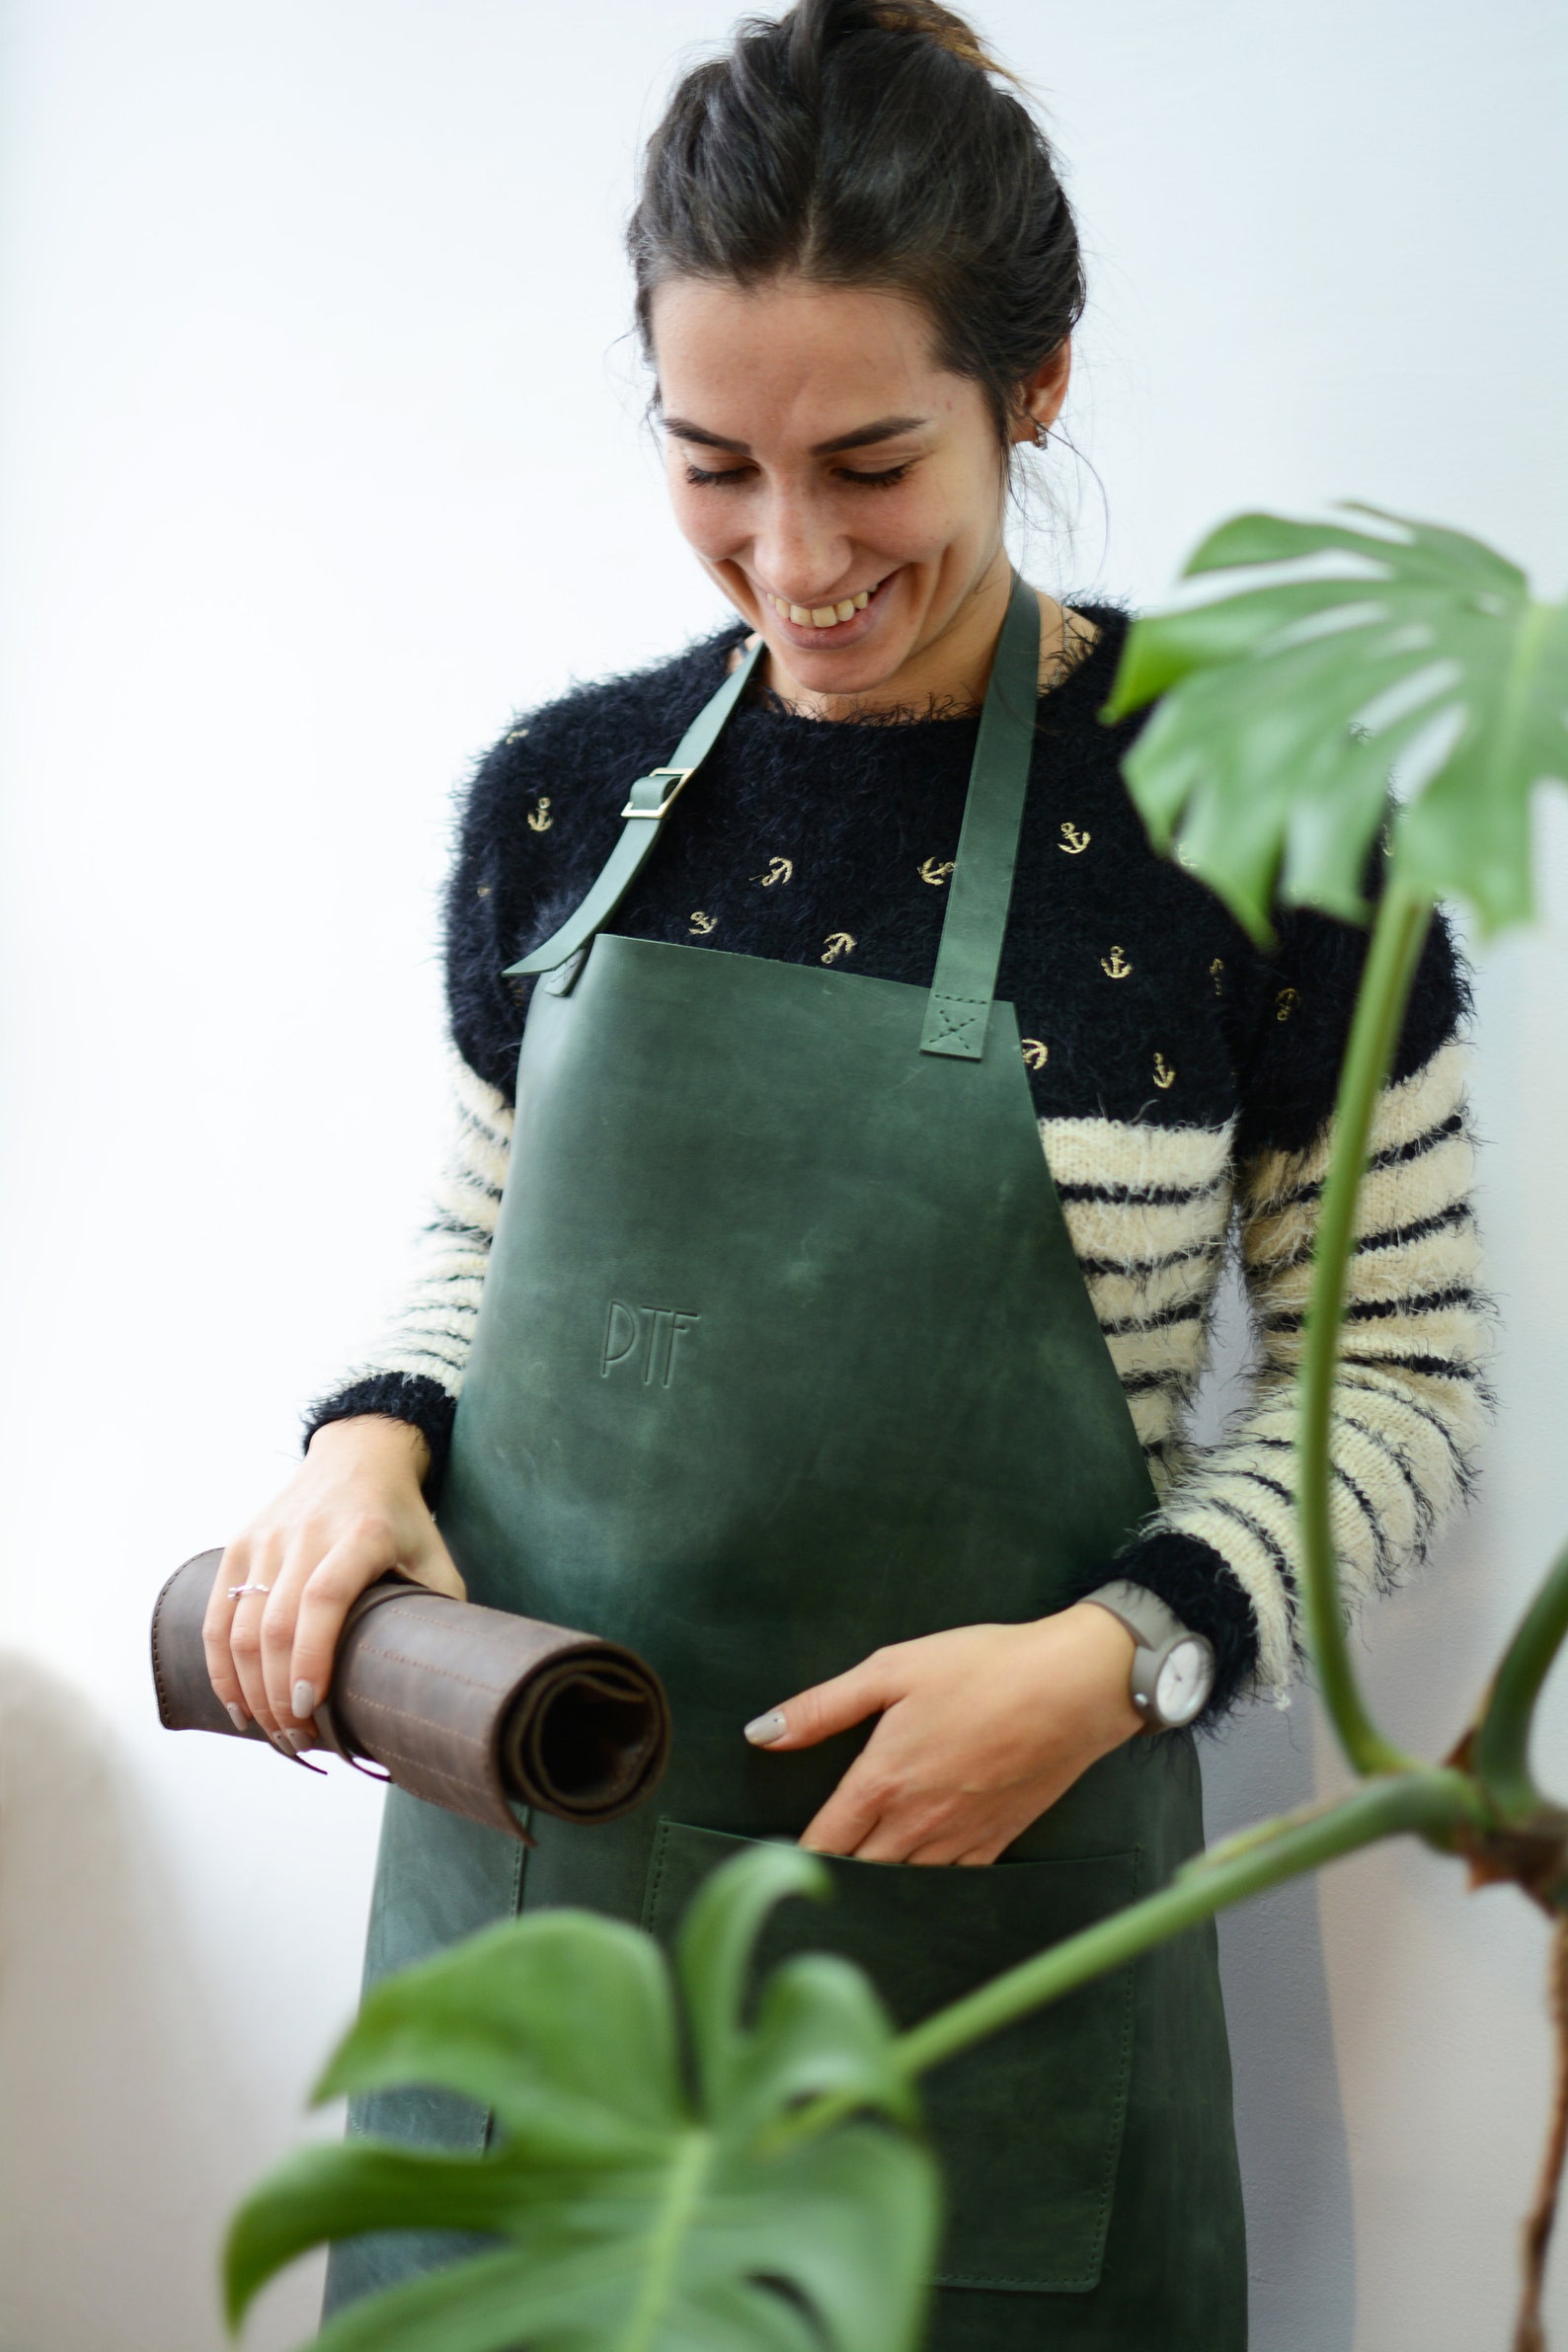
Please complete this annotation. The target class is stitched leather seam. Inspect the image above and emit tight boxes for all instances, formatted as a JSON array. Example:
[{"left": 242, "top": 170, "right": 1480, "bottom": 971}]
[
  {"left": 933, "top": 1846, "right": 1141, "bottom": 2294},
  {"left": 639, "top": 1817, "right": 674, "bottom": 1934},
  {"left": 1088, "top": 1869, "right": 1138, "bottom": 2265},
  {"left": 345, "top": 1691, "right": 491, "bottom": 1757},
  {"left": 150, "top": 1556, "right": 197, "bottom": 1730},
  {"left": 353, "top": 1733, "right": 491, "bottom": 1782},
  {"left": 346, "top": 1630, "right": 576, "bottom": 1702},
  {"left": 151, "top": 1621, "right": 171, "bottom": 1727},
  {"left": 478, "top": 1839, "right": 529, "bottom": 2158}
]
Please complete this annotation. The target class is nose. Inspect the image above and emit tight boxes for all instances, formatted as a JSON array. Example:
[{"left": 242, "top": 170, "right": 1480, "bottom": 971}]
[{"left": 749, "top": 483, "right": 854, "bottom": 608}]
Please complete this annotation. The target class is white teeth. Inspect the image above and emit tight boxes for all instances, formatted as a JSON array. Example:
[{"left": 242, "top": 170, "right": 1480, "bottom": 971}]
[{"left": 767, "top": 585, "right": 879, "bottom": 629}]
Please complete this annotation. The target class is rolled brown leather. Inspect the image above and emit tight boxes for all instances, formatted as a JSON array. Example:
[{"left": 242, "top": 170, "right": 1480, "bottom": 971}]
[{"left": 150, "top": 1548, "right": 670, "bottom": 1839}]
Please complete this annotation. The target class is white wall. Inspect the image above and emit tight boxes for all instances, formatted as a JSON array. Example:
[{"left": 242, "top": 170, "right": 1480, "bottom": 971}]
[{"left": 1, "top": 4, "right": 1563, "bottom": 2346}]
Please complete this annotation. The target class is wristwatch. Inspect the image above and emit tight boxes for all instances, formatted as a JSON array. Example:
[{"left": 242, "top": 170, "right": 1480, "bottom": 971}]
[{"left": 1083, "top": 1579, "right": 1215, "bottom": 1730}]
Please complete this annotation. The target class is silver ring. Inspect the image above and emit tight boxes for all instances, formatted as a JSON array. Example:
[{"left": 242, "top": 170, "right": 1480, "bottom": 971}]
[{"left": 227, "top": 1580, "right": 271, "bottom": 1599}]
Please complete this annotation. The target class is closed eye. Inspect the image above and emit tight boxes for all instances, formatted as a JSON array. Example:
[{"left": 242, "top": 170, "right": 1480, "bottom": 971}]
[{"left": 682, "top": 460, "right": 914, "bottom": 491}]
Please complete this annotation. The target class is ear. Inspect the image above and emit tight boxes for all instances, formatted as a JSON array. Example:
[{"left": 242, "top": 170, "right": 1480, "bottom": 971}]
[{"left": 1011, "top": 336, "right": 1073, "bottom": 444}]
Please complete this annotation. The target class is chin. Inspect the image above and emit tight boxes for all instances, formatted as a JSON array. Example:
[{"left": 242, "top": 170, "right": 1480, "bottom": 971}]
[{"left": 776, "top": 646, "right": 913, "bottom": 698}]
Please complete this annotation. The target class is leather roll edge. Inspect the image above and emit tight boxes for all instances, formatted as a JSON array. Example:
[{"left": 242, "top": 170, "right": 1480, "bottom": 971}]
[{"left": 150, "top": 1548, "right": 671, "bottom": 1840}]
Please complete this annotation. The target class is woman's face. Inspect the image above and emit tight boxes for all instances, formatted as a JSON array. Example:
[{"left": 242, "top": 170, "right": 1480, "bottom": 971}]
[{"left": 649, "top": 274, "right": 1068, "bottom": 707}]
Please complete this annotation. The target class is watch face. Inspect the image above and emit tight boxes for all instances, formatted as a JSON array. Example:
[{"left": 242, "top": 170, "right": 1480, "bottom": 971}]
[{"left": 1154, "top": 1639, "right": 1213, "bottom": 1727}]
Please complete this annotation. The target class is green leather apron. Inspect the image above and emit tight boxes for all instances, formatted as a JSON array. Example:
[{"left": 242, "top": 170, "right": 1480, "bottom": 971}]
[{"left": 324, "top": 577, "right": 1246, "bottom": 2347}]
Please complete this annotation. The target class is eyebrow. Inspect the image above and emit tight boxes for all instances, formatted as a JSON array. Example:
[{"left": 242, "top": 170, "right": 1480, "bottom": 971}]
[{"left": 661, "top": 413, "right": 931, "bottom": 457}]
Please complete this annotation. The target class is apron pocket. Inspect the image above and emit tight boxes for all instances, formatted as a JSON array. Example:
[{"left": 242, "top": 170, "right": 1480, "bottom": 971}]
[{"left": 641, "top": 1818, "right": 1139, "bottom": 2295}]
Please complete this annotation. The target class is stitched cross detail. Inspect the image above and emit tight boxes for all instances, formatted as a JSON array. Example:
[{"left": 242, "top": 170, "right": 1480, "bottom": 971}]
[{"left": 921, "top": 992, "right": 987, "bottom": 1058}]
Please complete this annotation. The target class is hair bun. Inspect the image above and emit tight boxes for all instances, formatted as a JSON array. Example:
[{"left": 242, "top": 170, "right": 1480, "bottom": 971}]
[{"left": 787, "top": 0, "right": 1018, "bottom": 86}]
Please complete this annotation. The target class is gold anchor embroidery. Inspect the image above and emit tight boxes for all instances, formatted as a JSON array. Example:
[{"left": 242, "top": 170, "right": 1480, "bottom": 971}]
[
  {"left": 1101, "top": 945, "right": 1133, "bottom": 980},
  {"left": 918, "top": 857, "right": 956, "bottom": 886},
  {"left": 1058, "top": 823, "right": 1091, "bottom": 855},
  {"left": 1153, "top": 1053, "right": 1176, "bottom": 1090},
  {"left": 748, "top": 856, "right": 794, "bottom": 887},
  {"left": 822, "top": 931, "right": 856, "bottom": 964},
  {"left": 1275, "top": 985, "right": 1299, "bottom": 1022},
  {"left": 1021, "top": 1039, "right": 1050, "bottom": 1070},
  {"left": 1210, "top": 957, "right": 1224, "bottom": 996},
  {"left": 527, "top": 797, "right": 553, "bottom": 832},
  {"left": 689, "top": 911, "right": 717, "bottom": 936}
]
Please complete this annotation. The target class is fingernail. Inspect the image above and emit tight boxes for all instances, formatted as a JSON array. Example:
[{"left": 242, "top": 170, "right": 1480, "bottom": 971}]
[
  {"left": 744, "top": 1709, "right": 787, "bottom": 1747},
  {"left": 284, "top": 1730, "right": 309, "bottom": 1754},
  {"left": 226, "top": 1702, "right": 251, "bottom": 1733},
  {"left": 292, "top": 1681, "right": 318, "bottom": 1720}
]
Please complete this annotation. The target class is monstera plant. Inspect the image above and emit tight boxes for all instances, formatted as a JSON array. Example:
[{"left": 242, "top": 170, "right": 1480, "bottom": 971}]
[{"left": 226, "top": 506, "right": 1568, "bottom": 2352}]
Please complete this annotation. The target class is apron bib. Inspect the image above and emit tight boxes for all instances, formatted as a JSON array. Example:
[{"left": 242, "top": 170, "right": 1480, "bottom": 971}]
[{"left": 325, "top": 579, "right": 1246, "bottom": 2347}]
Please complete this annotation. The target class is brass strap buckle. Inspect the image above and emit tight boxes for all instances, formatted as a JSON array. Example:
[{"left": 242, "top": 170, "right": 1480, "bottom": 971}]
[{"left": 621, "top": 766, "right": 695, "bottom": 821}]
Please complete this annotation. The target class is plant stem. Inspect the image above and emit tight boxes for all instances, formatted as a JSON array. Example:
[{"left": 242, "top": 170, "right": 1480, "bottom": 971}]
[
  {"left": 1515, "top": 1916, "right": 1568, "bottom": 2352},
  {"left": 894, "top": 1770, "right": 1470, "bottom": 2081},
  {"left": 1296, "top": 876, "right": 1433, "bottom": 1778},
  {"left": 1474, "top": 1538, "right": 1568, "bottom": 1820},
  {"left": 760, "top": 1771, "right": 1477, "bottom": 2157}
]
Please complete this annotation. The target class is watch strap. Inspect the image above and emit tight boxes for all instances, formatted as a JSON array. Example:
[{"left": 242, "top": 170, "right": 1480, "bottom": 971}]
[{"left": 1085, "top": 1577, "right": 1193, "bottom": 1653}]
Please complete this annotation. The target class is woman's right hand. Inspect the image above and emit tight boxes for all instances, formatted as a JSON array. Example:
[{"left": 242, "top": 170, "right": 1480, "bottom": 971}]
[{"left": 204, "top": 1415, "right": 466, "bottom": 1751}]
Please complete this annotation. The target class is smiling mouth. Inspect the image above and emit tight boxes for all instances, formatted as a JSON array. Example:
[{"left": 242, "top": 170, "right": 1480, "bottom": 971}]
[{"left": 764, "top": 576, "right": 888, "bottom": 630}]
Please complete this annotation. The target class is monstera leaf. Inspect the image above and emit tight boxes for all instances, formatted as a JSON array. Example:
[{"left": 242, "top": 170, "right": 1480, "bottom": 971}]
[
  {"left": 1103, "top": 504, "right": 1568, "bottom": 941},
  {"left": 225, "top": 1842, "right": 937, "bottom": 2352}
]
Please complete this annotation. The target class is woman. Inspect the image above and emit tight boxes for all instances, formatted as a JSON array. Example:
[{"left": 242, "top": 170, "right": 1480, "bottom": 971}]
[{"left": 207, "top": 4, "right": 1489, "bottom": 2343}]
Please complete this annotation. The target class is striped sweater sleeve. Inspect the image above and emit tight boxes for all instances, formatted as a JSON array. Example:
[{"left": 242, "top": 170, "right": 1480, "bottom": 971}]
[
  {"left": 1119, "top": 1033, "right": 1492, "bottom": 1709},
  {"left": 1043, "top": 1114, "right": 1235, "bottom": 1489},
  {"left": 298, "top": 1044, "right": 512, "bottom": 1494}
]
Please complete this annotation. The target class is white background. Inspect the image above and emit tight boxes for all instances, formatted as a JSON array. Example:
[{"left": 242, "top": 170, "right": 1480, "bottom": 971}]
[{"left": 1, "top": 3, "right": 1565, "bottom": 2347}]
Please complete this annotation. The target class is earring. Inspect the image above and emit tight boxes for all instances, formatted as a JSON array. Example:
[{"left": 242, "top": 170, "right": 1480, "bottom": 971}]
[{"left": 1034, "top": 420, "right": 1050, "bottom": 448}]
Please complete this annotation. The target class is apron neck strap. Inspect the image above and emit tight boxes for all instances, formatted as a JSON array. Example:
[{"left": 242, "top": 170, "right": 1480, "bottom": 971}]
[
  {"left": 917, "top": 568, "right": 1041, "bottom": 1059},
  {"left": 504, "top": 574, "right": 1042, "bottom": 1061},
  {"left": 502, "top": 635, "right": 767, "bottom": 983}
]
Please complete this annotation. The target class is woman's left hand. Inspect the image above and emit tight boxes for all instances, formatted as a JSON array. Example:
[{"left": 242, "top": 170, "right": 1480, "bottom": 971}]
[{"left": 746, "top": 1603, "right": 1144, "bottom": 1865}]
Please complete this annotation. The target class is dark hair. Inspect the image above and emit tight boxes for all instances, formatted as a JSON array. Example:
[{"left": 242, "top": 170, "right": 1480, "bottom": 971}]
[{"left": 626, "top": 0, "right": 1084, "bottom": 460}]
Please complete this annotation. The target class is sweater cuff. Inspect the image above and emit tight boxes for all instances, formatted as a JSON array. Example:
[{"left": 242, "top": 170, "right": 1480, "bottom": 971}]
[
  {"left": 299, "top": 1373, "right": 459, "bottom": 1508},
  {"left": 1065, "top": 1529, "right": 1263, "bottom": 1726}
]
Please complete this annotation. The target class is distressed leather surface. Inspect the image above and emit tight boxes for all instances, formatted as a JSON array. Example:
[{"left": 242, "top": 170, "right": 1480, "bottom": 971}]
[{"left": 327, "top": 938, "right": 1245, "bottom": 2343}]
